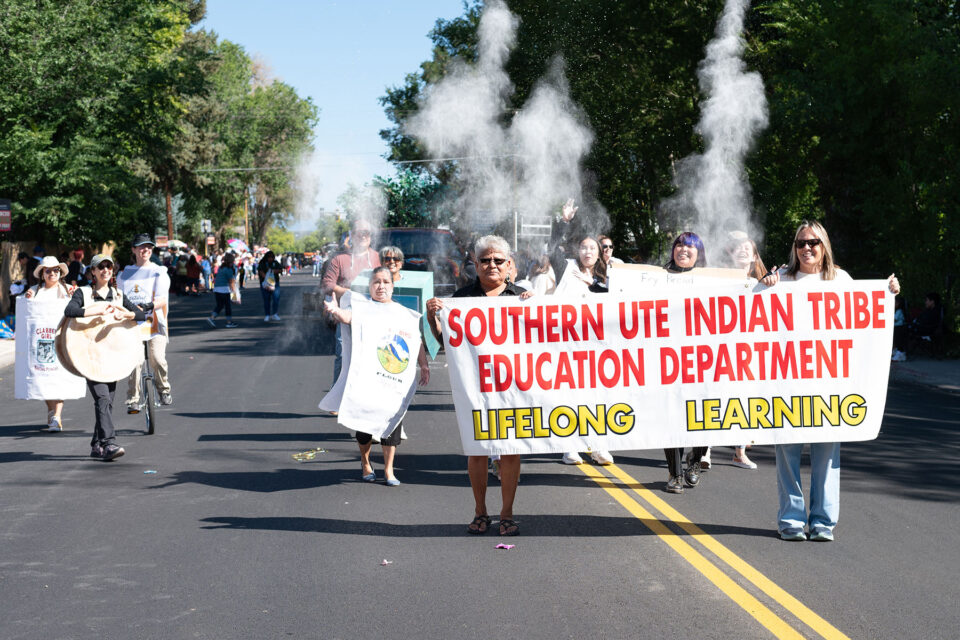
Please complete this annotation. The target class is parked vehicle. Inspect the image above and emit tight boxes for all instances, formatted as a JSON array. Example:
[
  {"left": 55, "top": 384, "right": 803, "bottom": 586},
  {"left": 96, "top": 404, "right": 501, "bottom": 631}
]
[{"left": 378, "top": 228, "right": 466, "bottom": 296}]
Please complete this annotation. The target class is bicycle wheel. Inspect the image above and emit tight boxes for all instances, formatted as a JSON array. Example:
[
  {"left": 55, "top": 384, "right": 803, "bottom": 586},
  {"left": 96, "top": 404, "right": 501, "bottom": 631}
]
[{"left": 143, "top": 376, "right": 156, "bottom": 435}]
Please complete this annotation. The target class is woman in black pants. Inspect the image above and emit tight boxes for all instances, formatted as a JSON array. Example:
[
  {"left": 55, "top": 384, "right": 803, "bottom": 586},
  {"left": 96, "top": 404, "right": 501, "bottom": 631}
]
[
  {"left": 662, "top": 233, "right": 709, "bottom": 494},
  {"left": 63, "top": 254, "right": 145, "bottom": 461}
]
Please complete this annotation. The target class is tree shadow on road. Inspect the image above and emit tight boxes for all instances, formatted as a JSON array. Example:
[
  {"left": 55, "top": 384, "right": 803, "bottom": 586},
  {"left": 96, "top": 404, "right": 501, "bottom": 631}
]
[{"left": 197, "top": 513, "right": 773, "bottom": 538}]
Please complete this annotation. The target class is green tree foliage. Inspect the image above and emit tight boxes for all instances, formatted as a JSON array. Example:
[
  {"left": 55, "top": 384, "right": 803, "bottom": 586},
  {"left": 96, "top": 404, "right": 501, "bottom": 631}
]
[
  {"left": 382, "top": 0, "right": 960, "bottom": 308},
  {"left": 374, "top": 169, "right": 447, "bottom": 227}
]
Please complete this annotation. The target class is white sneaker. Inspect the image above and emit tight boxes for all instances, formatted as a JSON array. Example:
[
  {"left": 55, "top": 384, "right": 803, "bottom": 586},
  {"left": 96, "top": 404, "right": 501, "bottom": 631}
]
[
  {"left": 562, "top": 451, "right": 584, "bottom": 465},
  {"left": 701, "top": 448, "right": 711, "bottom": 469},
  {"left": 590, "top": 450, "right": 614, "bottom": 465},
  {"left": 270, "top": 314, "right": 281, "bottom": 321},
  {"left": 46, "top": 416, "right": 62, "bottom": 432},
  {"left": 732, "top": 453, "right": 758, "bottom": 469},
  {"left": 206, "top": 316, "right": 216, "bottom": 327},
  {"left": 264, "top": 315, "right": 271, "bottom": 322}
]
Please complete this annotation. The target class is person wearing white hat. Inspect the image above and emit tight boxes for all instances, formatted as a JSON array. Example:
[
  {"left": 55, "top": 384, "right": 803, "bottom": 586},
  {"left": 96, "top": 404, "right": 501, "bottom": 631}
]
[
  {"left": 117, "top": 233, "right": 173, "bottom": 411},
  {"left": 23, "top": 256, "right": 73, "bottom": 431}
]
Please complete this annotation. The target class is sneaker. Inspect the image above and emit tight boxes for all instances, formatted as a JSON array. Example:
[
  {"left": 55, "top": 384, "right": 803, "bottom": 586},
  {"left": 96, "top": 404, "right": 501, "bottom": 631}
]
[
  {"left": 665, "top": 475, "right": 684, "bottom": 494},
  {"left": 701, "top": 448, "right": 711, "bottom": 469},
  {"left": 90, "top": 443, "right": 103, "bottom": 458},
  {"left": 684, "top": 461, "right": 702, "bottom": 487},
  {"left": 127, "top": 405, "right": 140, "bottom": 415},
  {"left": 160, "top": 393, "right": 173, "bottom": 406},
  {"left": 101, "top": 444, "right": 125, "bottom": 461},
  {"left": 732, "top": 453, "right": 758, "bottom": 469},
  {"left": 590, "top": 450, "right": 614, "bottom": 465},
  {"left": 809, "top": 528, "right": 834, "bottom": 542},
  {"left": 264, "top": 315, "right": 271, "bottom": 322},
  {"left": 270, "top": 314, "right": 281, "bottom": 321},
  {"left": 45, "top": 416, "right": 62, "bottom": 432},
  {"left": 891, "top": 350, "right": 907, "bottom": 362},
  {"left": 779, "top": 528, "right": 807, "bottom": 541},
  {"left": 225, "top": 322, "right": 239, "bottom": 328},
  {"left": 562, "top": 451, "right": 584, "bottom": 465},
  {"left": 206, "top": 316, "right": 216, "bottom": 327}
]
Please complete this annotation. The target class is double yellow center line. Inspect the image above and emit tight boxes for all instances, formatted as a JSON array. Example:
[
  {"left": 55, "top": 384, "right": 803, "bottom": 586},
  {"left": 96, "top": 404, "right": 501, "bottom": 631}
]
[{"left": 576, "top": 463, "right": 851, "bottom": 640}]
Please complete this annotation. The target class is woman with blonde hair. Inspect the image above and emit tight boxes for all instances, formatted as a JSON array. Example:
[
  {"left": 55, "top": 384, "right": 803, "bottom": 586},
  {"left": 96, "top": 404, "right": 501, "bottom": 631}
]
[{"left": 762, "top": 220, "right": 900, "bottom": 541}]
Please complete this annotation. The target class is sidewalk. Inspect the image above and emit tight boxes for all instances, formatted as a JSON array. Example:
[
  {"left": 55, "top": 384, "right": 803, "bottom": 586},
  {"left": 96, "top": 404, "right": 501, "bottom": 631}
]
[{"left": 2, "top": 333, "right": 956, "bottom": 392}]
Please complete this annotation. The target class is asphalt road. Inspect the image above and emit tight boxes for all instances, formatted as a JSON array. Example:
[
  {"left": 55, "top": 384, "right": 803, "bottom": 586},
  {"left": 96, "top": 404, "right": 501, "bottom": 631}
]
[{"left": 1, "top": 273, "right": 957, "bottom": 640}]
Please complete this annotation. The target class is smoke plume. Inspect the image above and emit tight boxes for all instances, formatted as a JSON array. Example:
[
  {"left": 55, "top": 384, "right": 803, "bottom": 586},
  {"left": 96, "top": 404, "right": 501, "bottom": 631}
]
[
  {"left": 660, "top": 0, "right": 769, "bottom": 256},
  {"left": 405, "top": 0, "right": 605, "bottom": 241}
]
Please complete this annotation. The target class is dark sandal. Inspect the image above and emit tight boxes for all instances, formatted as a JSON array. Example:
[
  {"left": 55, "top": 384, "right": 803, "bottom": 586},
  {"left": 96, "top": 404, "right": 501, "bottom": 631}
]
[
  {"left": 498, "top": 518, "right": 519, "bottom": 536},
  {"left": 467, "top": 515, "right": 491, "bottom": 535}
]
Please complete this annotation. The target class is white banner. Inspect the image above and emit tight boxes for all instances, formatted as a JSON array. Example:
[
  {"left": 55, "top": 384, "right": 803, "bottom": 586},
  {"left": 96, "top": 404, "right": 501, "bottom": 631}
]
[
  {"left": 439, "top": 280, "right": 894, "bottom": 456},
  {"left": 319, "top": 295, "right": 423, "bottom": 440},
  {"left": 15, "top": 298, "right": 87, "bottom": 400}
]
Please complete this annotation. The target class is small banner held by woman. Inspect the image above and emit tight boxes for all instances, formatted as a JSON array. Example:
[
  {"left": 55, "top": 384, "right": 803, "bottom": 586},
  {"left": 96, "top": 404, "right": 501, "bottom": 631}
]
[
  {"left": 15, "top": 298, "right": 86, "bottom": 400},
  {"left": 319, "top": 294, "right": 422, "bottom": 440}
]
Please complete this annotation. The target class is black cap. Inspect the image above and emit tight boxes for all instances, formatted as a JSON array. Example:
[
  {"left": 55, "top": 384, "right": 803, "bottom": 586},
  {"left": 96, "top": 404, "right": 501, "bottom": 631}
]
[{"left": 132, "top": 233, "right": 155, "bottom": 247}]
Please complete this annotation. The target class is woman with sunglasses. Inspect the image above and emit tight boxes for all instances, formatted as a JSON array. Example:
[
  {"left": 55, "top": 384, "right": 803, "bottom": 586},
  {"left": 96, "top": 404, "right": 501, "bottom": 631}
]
[
  {"left": 762, "top": 221, "right": 900, "bottom": 541},
  {"left": 426, "top": 235, "right": 533, "bottom": 536},
  {"left": 21, "top": 256, "right": 78, "bottom": 431},
  {"left": 63, "top": 254, "right": 145, "bottom": 461},
  {"left": 554, "top": 235, "right": 615, "bottom": 466},
  {"left": 380, "top": 246, "right": 405, "bottom": 283}
]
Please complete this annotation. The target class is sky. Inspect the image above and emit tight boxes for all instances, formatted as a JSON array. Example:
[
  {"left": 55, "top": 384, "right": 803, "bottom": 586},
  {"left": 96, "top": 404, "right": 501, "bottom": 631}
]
[{"left": 201, "top": 1, "right": 468, "bottom": 229}]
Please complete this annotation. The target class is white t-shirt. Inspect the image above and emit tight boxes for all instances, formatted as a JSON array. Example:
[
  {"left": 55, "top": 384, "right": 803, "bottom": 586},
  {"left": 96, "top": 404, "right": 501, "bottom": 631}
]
[
  {"left": 777, "top": 266, "right": 852, "bottom": 283},
  {"left": 117, "top": 262, "right": 171, "bottom": 338}
]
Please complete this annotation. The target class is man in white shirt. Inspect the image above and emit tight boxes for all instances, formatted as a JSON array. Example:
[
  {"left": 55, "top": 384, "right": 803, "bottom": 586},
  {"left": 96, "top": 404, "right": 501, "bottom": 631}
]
[{"left": 117, "top": 233, "right": 173, "bottom": 411}]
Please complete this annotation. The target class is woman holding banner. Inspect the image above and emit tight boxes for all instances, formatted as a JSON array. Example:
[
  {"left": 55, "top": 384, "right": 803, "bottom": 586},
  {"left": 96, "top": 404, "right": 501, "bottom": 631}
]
[
  {"left": 426, "top": 236, "right": 532, "bottom": 536},
  {"left": 762, "top": 221, "right": 900, "bottom": 541},
  {"left": 323, "top": 267, "right": 430, "bottom": 486},
  {"left": 554, "top": 235, "right": 614, "bottom": 466},
  {"left": 663, "top": 232, "right": 710, "bottom": 494},
  {"left": 18, "top": 256, "right": 84, "bottom": 431}
]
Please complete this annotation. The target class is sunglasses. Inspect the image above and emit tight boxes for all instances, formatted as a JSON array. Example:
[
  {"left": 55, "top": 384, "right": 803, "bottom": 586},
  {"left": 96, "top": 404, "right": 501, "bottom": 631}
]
[
  {"left": 353, "top": 230, "right": 372, "bottom": 238},
  {"left": 601, "top": 244, "right": 613, "bottom": 250},
  {"left": 95, "top": 263, "right": 114, "bottom": 270},
  {"left": 794, "top": 238, "right": 822, "bottom": 249},
  {"left": 478, "top": 257, "right": 507, "bottom": 267},
  {"left": 42, "top": 268, "right": 61, "bottom": 275},
  {"left": 382, "top": 256, "right": 403, "bottom": 263}
]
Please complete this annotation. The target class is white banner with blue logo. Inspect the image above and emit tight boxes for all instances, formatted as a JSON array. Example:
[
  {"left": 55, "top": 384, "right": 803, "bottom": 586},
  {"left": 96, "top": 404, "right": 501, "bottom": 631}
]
[
  {"left": 319, "top": 294, "right": 422, "bottom": 440},
  {"left": 15, "top": 298, "right": 87, "bottom": 400}
]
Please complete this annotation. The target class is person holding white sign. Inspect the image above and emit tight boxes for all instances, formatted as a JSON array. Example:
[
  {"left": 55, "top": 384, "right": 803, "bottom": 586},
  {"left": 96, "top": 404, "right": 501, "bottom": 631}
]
[
  {"left": 663, "top": 232, "right": 711, "bottom": 494},
  {"left": 426, "top": 236, "right": 533, "bottom": 536},
  {"left": 20, "top": 256, "right": 81, "bottom": 431},
  {"left": 324, "top": 267, "right": 430, "bottom": 486},
  {"left": 554, "top": 235, "right": 615, "bottom": 466},
  {"left": 762, "top": 221, "right": 900, "bottom": 541}
]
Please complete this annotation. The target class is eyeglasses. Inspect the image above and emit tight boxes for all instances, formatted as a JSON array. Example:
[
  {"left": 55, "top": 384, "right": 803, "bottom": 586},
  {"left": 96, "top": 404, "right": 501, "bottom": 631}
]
[
  {"left": 478, "top": 257, "right": 507, "bottom": 267},
  {"left": 95, "top": 263, "right": 114, "bottom": 270},
  {"left": 601, "top": 244, "right": 613, "bottom": 250},
  {"left": 42, "top": 268, "right": 61, "bottom": 275},
  {"left": 353, "top": 230, "right": 371, "bottom": 238},
  {"left": 382, "top": 256, "right": 402, "bottom": 263},
  {"left": 794, "top": 238, "right": 822, "bottom": 249}
]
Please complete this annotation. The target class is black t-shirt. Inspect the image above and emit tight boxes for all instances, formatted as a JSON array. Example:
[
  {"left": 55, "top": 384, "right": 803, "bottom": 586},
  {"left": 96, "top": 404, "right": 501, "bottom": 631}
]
[{"left": 452, "top": 278, "right": 526, "bottom": 298}]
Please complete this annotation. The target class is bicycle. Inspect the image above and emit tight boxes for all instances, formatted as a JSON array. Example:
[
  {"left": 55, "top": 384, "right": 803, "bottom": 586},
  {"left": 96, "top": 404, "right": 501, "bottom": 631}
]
[{"left": 137, "top": 340, "right": 159, "bottom": 435}]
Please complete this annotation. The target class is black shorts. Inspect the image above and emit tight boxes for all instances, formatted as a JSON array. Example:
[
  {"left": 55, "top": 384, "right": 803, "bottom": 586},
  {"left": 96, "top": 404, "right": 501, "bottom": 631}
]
[{"left": 355, "top": 422, "right": 402, "bottom": 447}]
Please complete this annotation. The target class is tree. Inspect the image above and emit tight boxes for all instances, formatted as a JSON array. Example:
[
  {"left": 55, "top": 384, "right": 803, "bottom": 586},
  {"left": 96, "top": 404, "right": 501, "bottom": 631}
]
[{"left": 373, "top": 169, "right": 448, "bottom": 227}]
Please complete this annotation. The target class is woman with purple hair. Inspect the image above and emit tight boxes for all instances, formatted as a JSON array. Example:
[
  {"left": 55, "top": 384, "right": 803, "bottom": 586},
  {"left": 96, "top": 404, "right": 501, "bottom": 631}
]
[{"left": 663, "top": 232, "right": 708, "bottom": 494}]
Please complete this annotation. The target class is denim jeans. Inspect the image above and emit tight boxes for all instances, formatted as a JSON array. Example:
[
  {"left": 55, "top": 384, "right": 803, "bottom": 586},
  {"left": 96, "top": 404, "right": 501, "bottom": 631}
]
[
  {"left": 333, "top": 323, "right": 343, "bottom": 383},
  {"left": 260, "top": 286, "right": 280, "bottom": 315},
  {"left": 776, "top": 442, "right": 841, "bottom": 534}
]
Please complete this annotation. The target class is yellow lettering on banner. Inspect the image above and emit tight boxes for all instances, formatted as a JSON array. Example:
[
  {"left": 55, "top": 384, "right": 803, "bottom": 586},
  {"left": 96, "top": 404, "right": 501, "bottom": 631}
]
[
  {"left": 497, "top": 409, "right": 514, "bottom": 439},
  {"left": 578, "top": 405, "right": 606, "bottom": 436},
  {"left": 841, "top": 394, "right": 867, "bottom": 425},
  {"left": 473, "top": 410, "right": 489, "bottom": 440},
  {"left": 607, "top": 404, "right": 635, "bottom": 434},
  {"left": 549, "top": 406, "right": 578, "bottom": 437},
  {"left": 514, "top": 407, "right": 533, "bottom": 438},
  {"left": 686, "top": 395, "right": 868, "bottom": 432},
  {"left": 532, "top": 407, "right": 549, "bottom": 437}
]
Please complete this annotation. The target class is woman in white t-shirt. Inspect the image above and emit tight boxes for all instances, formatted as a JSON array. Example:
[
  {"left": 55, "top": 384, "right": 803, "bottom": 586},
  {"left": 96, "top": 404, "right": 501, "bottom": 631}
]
[
  {"left": 23, "top": 257, "right": 74, "bottom": 431},
  {"left": 762, "top": 221, "right": 900, "bottom": 542}
]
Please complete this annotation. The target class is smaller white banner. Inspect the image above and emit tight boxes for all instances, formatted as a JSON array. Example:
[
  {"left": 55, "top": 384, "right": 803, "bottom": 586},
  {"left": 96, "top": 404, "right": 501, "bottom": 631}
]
[
  {"left": 15, "top": 298, "right": 87, "bottom": 400},
  {"left": 319, "top": 295, "right": 423, "bottom": 440}
]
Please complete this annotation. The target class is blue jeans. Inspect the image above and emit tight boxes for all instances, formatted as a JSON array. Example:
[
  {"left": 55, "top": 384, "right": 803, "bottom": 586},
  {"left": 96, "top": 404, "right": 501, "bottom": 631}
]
[
  {"left": 776, "top": 442, "right": 841, "bottom": 534},
  {"left": 260, "top": 286, "right": 280, "bottom": 316}
]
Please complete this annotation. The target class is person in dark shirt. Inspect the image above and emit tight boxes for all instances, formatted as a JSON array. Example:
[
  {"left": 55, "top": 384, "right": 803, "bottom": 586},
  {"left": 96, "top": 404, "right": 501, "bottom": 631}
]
[
  {"left": 426, "top": 235, "right": 533, "bottom": 537},
  {"left": 64, "top": 254, "right": 145, "bottom": 462}
]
